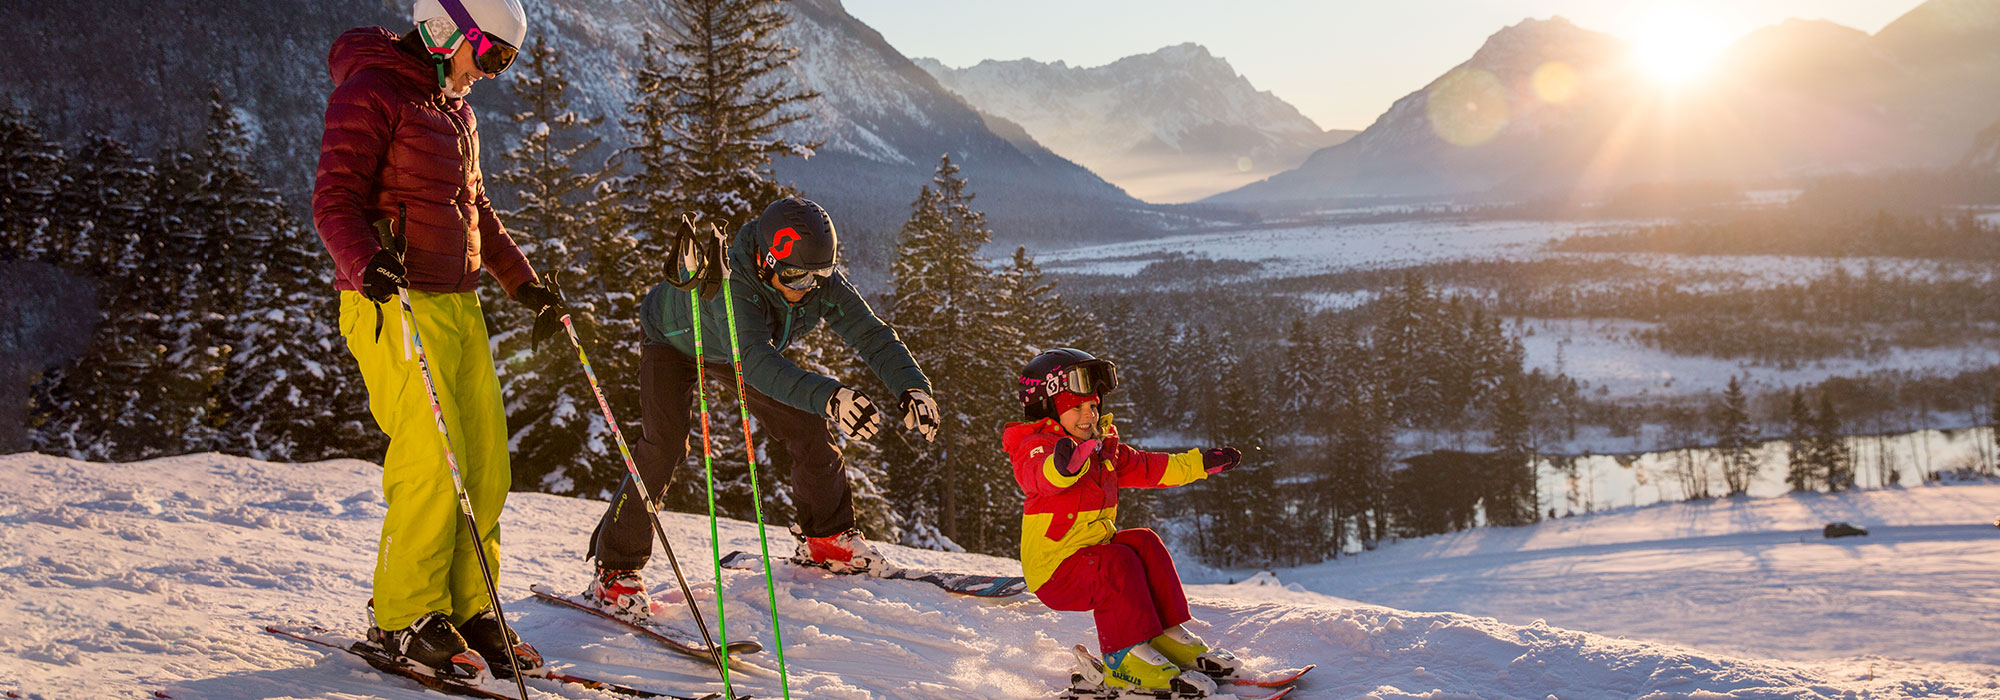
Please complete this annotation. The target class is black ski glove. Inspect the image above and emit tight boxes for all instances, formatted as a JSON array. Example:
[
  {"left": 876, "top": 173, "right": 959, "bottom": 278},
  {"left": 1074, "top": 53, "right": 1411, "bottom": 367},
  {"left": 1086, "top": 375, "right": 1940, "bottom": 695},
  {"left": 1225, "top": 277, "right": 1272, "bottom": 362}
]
[
  {"left": 516, "top": 281, "right": 569, "bottom": 348},
  {"left": 1202, "top": 447, "right": 1242, "bottom": 475},
  {"left": 361, "top": 249, "right": 407, "bottom": 303}
]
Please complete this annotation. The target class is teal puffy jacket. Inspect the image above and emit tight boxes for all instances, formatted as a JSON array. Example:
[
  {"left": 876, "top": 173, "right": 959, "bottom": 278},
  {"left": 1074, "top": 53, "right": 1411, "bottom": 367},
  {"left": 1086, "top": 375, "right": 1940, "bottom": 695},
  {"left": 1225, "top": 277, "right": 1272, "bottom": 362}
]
[{"left": 639, "top": 224, "right": 930, "bottom": 416}]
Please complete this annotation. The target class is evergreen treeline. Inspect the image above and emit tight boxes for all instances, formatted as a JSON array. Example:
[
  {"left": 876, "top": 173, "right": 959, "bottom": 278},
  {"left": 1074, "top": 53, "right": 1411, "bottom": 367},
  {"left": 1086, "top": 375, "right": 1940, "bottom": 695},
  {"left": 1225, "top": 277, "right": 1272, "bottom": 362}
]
[
  {"left": 1552, "top": 209, "right": 2000, "bottom": 260},
  {"left": 1, "top": 91, "right": 375, "bottom": 462}
]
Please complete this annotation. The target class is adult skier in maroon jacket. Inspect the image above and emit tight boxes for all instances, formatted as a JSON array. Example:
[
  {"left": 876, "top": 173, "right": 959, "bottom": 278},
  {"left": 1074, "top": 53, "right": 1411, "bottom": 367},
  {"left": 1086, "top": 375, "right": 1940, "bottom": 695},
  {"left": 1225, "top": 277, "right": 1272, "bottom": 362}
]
[{"left": 312, "top": 0, "right": 563, "bottom": 681}]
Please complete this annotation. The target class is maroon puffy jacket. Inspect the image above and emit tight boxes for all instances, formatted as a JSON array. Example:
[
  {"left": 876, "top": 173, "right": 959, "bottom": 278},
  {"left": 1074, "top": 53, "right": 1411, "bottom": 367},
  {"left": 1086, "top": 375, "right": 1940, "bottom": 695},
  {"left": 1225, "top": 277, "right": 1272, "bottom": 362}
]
[{"left": 312, "top": 27, "right": 535, "bottom": 298}]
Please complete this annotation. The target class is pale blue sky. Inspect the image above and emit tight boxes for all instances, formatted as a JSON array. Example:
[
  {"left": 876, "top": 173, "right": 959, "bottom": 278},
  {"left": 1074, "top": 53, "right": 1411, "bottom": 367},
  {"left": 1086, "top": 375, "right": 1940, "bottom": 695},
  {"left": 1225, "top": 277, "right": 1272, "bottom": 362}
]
[{"left": 842, "top": 0, "right": 1927, "bottom": 131}]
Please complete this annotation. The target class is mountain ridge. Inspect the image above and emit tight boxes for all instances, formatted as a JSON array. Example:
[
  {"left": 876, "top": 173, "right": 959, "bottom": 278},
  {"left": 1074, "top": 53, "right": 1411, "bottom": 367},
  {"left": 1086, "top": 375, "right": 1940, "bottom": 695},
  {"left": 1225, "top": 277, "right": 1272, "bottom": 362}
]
[
  {"left": 1207, "top": 1, "right": 2000, "bottom": 209},
  {"left": 917, "top": 43, "right": 1355, "bottom": 203}
]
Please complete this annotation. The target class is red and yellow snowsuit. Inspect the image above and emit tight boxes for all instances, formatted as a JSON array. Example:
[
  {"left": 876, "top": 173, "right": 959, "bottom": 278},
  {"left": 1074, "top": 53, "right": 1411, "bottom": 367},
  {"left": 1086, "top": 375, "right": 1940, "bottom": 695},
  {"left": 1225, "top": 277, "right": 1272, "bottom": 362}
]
[{"left": 1002, "top": 418, "right": 1210, "bottom": 653}]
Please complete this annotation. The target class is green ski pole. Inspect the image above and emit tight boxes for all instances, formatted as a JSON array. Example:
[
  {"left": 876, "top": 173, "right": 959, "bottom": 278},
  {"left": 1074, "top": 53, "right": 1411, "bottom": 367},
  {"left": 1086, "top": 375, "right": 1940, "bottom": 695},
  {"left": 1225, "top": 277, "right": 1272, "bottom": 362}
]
[
  {"left": 687, "top": 285, "right": 738, "bottom": 698},
  {"left": 717, "top": 225, "right": 792, "bottom": 699}
]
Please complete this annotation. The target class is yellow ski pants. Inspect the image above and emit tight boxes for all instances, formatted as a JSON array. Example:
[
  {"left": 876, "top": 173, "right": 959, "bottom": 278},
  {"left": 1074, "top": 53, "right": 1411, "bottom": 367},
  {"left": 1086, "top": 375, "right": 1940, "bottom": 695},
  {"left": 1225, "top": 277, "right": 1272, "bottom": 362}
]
[{"left": 339, "top": 290, "right": 510, "bottom": 631}]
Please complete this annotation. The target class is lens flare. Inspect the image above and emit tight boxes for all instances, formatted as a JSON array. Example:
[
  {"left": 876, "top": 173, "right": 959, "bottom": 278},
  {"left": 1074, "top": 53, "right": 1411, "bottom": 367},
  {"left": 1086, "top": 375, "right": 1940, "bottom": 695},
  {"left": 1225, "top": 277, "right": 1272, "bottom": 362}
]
[
  {"left": 1629, "top": 7, "right": 1730, "bottom": 86},
  {"left": 1532, "top": 61, "right": 1579, "bottom": 104},
  {"left": 1426, "top": 67, "right": 1510, "bottom": 147}
]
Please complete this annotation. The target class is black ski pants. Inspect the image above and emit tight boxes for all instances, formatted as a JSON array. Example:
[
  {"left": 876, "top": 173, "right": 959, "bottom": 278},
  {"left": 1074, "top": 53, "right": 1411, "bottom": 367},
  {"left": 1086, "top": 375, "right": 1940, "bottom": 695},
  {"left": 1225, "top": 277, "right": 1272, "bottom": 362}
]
[{"left": 589, "top": 344, "right": 855, "bottom": 570}]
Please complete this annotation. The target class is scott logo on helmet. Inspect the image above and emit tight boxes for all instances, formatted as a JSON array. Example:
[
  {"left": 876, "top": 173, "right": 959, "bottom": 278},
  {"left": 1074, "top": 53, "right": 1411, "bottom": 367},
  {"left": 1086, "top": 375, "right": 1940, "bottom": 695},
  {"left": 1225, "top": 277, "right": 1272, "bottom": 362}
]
[{"left": 769, "top": 227, "right": 801, "bottom": 261}]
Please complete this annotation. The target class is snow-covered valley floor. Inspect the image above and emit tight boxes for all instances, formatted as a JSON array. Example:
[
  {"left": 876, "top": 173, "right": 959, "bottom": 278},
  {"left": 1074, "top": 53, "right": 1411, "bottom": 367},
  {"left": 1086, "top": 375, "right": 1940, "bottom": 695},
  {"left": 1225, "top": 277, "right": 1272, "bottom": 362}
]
[{"left": 5, "top": 453, "right": 1998, "bottom": 699}]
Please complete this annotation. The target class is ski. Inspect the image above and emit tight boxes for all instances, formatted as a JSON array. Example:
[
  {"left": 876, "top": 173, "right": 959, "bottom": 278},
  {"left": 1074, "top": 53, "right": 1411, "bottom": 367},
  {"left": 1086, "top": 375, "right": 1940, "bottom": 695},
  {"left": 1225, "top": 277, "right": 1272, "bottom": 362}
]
[
  {"left": 529, "top": 583, "right": 764, "bottom": 660},
  {"left": 1213, "top": 664, "right": 1313, "bottom": 688},
  {"left": 265, "top": 624, "right": 727, "bottom": 700},
  {"left": 1059, "top": 645, "right": 1293, "bottom": 700},
  {"left": 719, "top": 550, "right": 1028, "bottom": 598}
]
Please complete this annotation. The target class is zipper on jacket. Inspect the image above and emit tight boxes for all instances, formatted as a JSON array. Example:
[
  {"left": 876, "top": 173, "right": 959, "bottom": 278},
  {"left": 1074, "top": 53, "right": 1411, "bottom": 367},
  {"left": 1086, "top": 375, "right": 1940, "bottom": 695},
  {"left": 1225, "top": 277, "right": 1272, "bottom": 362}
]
[{"left": 442, "top": 104, "right": 475, "bottom": 291}]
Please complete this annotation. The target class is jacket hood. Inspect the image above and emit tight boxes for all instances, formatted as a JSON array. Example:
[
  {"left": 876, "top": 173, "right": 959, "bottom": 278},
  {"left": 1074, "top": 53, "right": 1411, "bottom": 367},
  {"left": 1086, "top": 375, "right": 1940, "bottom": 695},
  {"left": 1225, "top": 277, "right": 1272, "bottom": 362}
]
[
  {"left": 328, "top": 26, "right": 433, "bottom": 89},
  {"left": 1002, "top": 419, "right": 1065, "bottom": 451}
]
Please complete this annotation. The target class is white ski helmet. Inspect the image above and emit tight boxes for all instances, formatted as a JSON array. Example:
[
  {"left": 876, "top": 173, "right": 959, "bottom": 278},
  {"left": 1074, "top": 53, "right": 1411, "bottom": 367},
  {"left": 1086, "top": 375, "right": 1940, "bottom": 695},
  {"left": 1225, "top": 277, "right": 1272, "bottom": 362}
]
[{"left": 413, "top": 0, "right": 528, "bottom": 56}]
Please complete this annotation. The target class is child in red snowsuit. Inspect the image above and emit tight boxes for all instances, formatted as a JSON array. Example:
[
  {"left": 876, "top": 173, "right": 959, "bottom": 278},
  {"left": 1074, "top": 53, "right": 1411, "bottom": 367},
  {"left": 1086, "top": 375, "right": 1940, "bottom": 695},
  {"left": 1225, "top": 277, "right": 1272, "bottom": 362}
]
[{"left": 1002, "top": 348, "right": 1244, "bottom": 693}]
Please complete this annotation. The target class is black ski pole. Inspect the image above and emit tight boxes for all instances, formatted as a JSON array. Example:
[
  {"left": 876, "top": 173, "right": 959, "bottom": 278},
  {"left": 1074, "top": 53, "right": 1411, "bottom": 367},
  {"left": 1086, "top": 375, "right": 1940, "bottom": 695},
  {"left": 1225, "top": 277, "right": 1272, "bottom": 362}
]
[
  {"left": 555, "top": 311, "right": 738, "bottom": 697},
  {"left": 378, "top": 206, "right": 532, "bottom": 699}
]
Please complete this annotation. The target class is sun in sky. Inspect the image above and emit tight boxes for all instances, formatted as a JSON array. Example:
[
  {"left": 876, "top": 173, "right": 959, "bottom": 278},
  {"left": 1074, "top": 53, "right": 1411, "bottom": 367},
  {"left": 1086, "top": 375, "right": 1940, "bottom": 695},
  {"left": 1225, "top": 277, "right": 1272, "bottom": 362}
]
[{"left": 1627, "top": 6, "right": 1733, "bottom": 86}]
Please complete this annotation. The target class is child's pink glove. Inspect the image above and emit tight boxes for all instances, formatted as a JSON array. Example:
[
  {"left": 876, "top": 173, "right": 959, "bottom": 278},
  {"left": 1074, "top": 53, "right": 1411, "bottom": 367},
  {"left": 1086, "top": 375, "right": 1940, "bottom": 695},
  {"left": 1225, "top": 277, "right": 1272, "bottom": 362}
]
[
  {"left": 1051, "top": 437, "right": 1102, "bottom": 477},
  {"left": 1202, "top": 447, "right": 1241, "bottom": 475}
]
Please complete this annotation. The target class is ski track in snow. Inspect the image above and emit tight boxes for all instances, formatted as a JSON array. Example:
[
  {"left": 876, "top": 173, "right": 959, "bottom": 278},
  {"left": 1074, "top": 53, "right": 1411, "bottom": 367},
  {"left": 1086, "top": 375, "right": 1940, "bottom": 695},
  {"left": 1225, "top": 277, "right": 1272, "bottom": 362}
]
[{"left": 4, "top": 453, "right": 1998, "bottom": 699}]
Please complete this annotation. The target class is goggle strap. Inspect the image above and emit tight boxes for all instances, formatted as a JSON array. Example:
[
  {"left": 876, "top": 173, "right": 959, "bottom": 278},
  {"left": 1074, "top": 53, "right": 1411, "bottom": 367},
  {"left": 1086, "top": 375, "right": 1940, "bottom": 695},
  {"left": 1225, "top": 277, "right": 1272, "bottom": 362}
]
[{"left": 433, "top": 0, "right": 493, "bottom": 56}]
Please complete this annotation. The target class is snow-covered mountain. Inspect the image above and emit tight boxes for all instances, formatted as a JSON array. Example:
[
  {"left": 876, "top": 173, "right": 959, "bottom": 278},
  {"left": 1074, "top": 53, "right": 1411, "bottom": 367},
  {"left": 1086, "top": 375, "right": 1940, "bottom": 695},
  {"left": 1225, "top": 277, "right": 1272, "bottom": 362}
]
[
  {"left": 1967, "top": 122, "right": 2000, "bottom": 173},
  {"left": 8, "top": 451, "right": 2000, "bottom": 699},
  {"left": 916, "top": 44, "right": 1356, "bottom": 204},
  {"left": 0, "top": 0, "right": 1154, "bottom": 263},
  {"left": 1210, "top": 0, "right": 2000, "bottom": 209}
]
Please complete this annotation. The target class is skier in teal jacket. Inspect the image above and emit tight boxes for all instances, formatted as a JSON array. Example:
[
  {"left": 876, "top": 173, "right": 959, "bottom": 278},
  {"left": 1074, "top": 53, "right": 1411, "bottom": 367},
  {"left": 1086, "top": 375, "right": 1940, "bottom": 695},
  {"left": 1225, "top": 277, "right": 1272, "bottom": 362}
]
[{"left": 581, "top": 196, "right": 939, "bottom": 622}]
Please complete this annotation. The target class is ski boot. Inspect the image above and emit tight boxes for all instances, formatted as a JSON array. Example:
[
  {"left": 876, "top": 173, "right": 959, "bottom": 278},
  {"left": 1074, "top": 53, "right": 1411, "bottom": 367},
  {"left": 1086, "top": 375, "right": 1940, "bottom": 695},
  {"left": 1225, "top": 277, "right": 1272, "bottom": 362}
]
[
  {"left": 1077, "top": 642, "right": 1218, "bottom": 698},
  {"left": 791, "top": 525, "right": 897, "bottom": 576},
  {"left": 585, "top": 566, "right": 652, "bottom": 623},
  {"left": 1151, "top": 624, "right": 1243, "bottom": 680},
  {"left": 367, "top": 611, "right": 490, "bottom": 683},
  {"left": 457, "top": 608, "right": 545, "bottom": 679}
]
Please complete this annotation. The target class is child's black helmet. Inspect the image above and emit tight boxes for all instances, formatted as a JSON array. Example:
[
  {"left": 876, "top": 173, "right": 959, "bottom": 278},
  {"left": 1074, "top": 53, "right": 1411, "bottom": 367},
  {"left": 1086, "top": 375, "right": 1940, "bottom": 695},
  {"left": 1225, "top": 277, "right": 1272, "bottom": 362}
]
[{"left": 1018, "top": 348, "right": 1118, "bottom": 421}]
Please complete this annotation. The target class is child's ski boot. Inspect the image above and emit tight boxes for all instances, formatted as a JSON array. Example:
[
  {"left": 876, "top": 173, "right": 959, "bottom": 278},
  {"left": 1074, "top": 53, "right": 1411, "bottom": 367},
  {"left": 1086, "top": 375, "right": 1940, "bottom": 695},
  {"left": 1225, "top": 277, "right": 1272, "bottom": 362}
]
[
  {"left": 1151, "top": 624, "right": 1244, "bottom": 680},
  {"left": 1062, "top": 643, "right": 1219, "bottom": 698}
]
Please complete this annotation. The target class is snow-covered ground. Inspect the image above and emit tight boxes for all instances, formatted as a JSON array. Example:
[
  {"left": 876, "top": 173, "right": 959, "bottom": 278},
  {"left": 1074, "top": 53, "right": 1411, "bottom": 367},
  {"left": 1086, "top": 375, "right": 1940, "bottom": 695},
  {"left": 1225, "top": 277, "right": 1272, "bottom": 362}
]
[
  {"left": 1287, "top": 484, "right": 2000, "bottom": 679},
  {"left": 1516, "top": 319, "right": 2000, "bottom": 400},
  {"left": 1035, "top": 219, "right": 1613, "bottom": 278},
  {"left": 6, "top": 452, "right": 2000, "bottom": 699}
]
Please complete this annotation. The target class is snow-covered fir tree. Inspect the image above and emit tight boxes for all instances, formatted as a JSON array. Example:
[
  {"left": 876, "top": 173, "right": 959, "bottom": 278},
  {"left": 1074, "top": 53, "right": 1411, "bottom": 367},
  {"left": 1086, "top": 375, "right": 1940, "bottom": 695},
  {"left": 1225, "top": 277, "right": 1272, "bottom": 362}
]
[
  {"left": 487, "top": 38, "right": 627, "bottom": 495},
  {"left": 32, "top": 137, "right": 224, "bottom": 459},
  {"left": 0, "top": 109, "right": 65, "bottom": 262},
  {"left": 653, "top": 0, "right": 819, "bottom": 235},
  {"left": 1813, "top": 392, "right": 1854, "bottom": 491},
  {"left": 1488, "top": 375, "right": 1539, "bottom": 526},
  {"left": 885, "top": 154, "right": 1023, "bottom": 553},
  {"left": 1714, "top": 375, "right": 1757, "bottom": 495},
  {"left": 1785, "top": 390, "right": 1817, "bottom": 491},
  {"left": 187, "top": 86, "right": 371, "bottom": 461}
]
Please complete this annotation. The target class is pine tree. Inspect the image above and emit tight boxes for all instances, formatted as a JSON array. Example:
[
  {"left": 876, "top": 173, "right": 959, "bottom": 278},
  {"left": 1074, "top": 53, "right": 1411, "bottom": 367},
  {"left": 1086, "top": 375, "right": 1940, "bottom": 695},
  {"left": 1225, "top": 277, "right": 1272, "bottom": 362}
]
[
  {"left": 32, "top": 137, "right": 222, "bottom": 459},
  {"left": 487, "top": 39, "right": 627, "bottom": 495},
  {"left": 1330, "top": 370, "right": 1391, "bottom": 551},
  {"left": 0, "top": 109, "right": 65, "bottom": 262},
  {"left": 1278, "top": 317, "right": 1326, "bottom": 438},
  {"left": 179, "top": 86, "right": 373, "bottom": 461},
  {"left": 653, "top": 0, "right": 820, "bottom": 234},
  {"left": 606, "top": 31, "right": 682, "bottom": 265},
  {"left": 884, "top": 154, "right": 1020, "bottom": 553},
  {"left": 1714, "top": 375, "right": 1757, "bottom": 496},
  {"left": 1784, "top": 389, "right": 1817, "bottom": 491},
  {"left": 1488, "top": 375, "right": 1537, "bottom": 526},
  {"left": 1002, "top": 246, "right": 1100, "bottom": 352},
  {"left": 1813, "top": 392, "right": 1854, "bottom": 492}
]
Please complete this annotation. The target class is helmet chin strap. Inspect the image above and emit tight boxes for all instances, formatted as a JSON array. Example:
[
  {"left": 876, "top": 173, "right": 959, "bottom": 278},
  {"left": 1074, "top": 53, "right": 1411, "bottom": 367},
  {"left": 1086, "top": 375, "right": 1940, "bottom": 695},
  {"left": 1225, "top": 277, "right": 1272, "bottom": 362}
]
[{"left": 417, "top": 21, "right": 463, "bottom": 89}]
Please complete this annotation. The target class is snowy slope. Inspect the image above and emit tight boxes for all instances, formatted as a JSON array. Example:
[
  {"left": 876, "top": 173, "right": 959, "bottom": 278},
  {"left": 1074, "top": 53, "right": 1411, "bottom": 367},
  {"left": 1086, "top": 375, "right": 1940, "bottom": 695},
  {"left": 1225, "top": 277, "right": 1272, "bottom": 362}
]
[
  {"left": 6, "top": 452, "right": 1998, "bottom": 699},
  {"left": 1286, "top": 484, "right": 2000, "bottom": 681}
]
